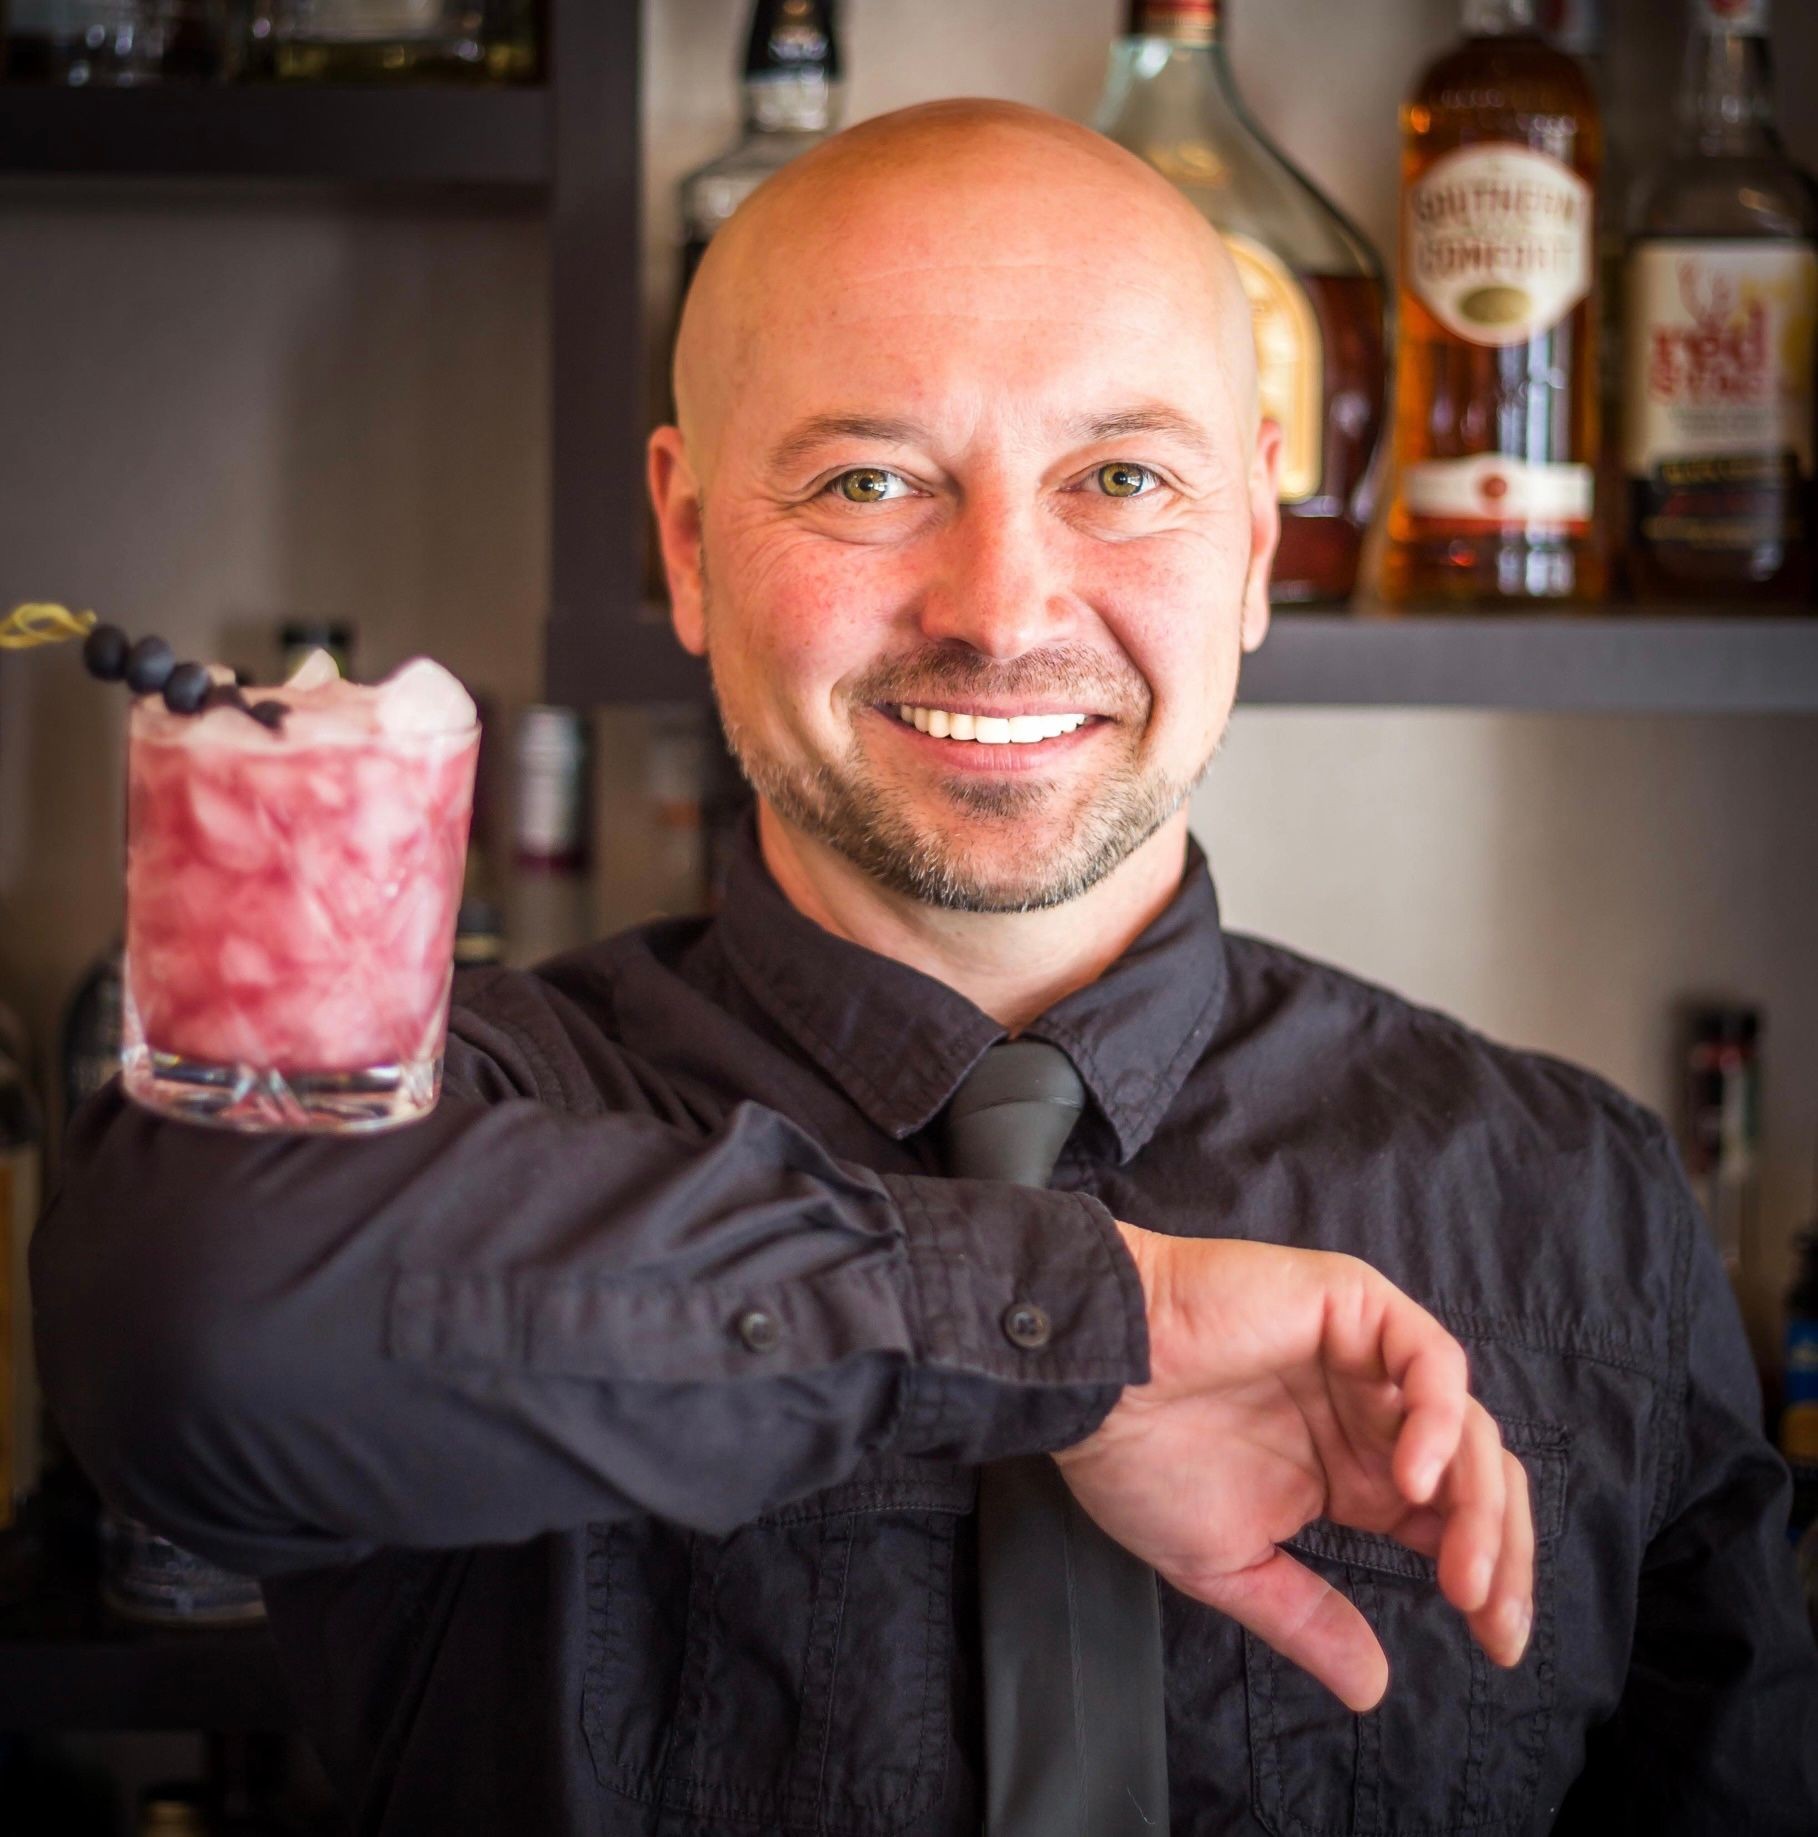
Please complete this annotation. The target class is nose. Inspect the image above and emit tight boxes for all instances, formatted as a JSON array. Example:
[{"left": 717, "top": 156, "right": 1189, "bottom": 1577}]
[{"left": 915, "top": 495, "right": 1077, "bottom": 661}]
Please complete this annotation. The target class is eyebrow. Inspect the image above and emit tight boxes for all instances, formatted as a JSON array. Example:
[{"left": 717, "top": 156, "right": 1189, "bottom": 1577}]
[
  {"left": 1066, "top": 406, "right": 1221, "bottom": 463},
  {"left": 766, "top": 414, "right": 931, "bottom": 476},
  {"left": 763, "top": 403, "right": 1223, "bottom": 477}
]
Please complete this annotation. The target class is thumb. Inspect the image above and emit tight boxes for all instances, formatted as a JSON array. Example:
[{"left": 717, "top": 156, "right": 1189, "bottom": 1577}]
[{"left": 1191, "top": 1548, "right": 1389, "bottom": 1713}]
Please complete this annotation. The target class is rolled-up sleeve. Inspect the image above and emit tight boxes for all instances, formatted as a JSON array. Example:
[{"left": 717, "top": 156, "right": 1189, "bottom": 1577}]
[{"left": 30, "top": 1005, "right": 1145, "bottom": 1578}]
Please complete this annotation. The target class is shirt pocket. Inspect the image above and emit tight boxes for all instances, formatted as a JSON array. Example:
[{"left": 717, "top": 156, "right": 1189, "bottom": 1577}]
[
  {"left": 1245, "top": 1418, "right": 1568, "bottom": 1837},
  {"left": 582, "top": 1456, "right": 976, "bottom": 1836}
]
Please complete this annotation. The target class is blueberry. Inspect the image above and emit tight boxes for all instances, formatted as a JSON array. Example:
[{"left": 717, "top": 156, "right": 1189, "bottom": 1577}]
[
  {"left": 162, "top": 662, "right": 212, "bottom": 715},
  {"left": 124, "top": 636, "right": 175, "bottom": 696},
  {"left": 82, "top": 623, "right": 130, "bottom": 682},
  {"left": 247, "top": 700, "right": 287, "bottom": 730}
]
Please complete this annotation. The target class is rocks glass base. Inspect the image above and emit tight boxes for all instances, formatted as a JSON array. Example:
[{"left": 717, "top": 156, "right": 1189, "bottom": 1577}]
[{"left": 122, "top": 996, "right": 443, "bottom": 1133}]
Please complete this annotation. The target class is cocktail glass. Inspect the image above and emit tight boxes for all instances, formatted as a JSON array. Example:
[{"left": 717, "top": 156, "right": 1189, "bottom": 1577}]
[{"left": 120, "top": 660, "right": 480, "bottom": 1132}]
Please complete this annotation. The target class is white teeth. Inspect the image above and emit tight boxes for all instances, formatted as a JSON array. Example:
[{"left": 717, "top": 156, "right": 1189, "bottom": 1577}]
[{"left": 895, "top": 705, "right": 1090, "bottom": 743}]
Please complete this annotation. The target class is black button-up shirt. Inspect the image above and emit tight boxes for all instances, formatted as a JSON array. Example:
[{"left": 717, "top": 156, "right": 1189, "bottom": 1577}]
[{"left": 33, "top": 829, "right": 1818, "bottom": 1835}]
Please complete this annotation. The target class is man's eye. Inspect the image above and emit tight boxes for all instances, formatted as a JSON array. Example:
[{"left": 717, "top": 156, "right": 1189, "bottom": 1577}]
[
  {"left": 830, "top": 468, "right": 910, "bottom": 504},
  {"left": 1096, "top": 462, "right": 1156, "bottom": 499}
]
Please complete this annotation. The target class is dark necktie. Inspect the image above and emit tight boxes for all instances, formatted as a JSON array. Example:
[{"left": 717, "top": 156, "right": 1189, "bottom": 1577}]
[{"left": 942, "top": 1040, "right": 1170, "bottom": 1836}]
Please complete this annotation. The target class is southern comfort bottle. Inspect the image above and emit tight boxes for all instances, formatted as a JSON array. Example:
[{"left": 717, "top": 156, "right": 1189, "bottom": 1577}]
[
  {"left": 1382, "top": 0, "right": 1607, "bottom": 606},
  {"left": 1097, "top": 0, "right": 1388, "bottom": 606},
  {"left": 1624, "top": 0, "right": 1818, "bottom": 604}
]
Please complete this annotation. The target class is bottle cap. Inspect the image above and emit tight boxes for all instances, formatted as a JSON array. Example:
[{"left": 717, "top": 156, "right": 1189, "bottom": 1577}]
[
  {"left": 1128, "top": 0, "right": 1217, "bottom": 43},
  {"left": 1694, "top": 0, "right": 1768, "bottom": 35},
  {"left": 744, "top": 0, "right": 839, "bottom": 80},
  {"left": 1690, "top": 1005, "right": 1761, "bottom": 1049}
]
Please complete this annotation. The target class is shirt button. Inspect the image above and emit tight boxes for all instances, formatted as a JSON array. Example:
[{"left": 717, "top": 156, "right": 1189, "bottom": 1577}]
[
  {"left": 736, "top": 1307, "right": 782, "bottom": 1354},
  {"left": 1002, "top": 1302, "right": 1052, "bottom": 1351}
]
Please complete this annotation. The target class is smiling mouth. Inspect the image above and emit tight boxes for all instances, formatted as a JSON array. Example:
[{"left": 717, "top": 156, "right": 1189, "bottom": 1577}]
[{"left": 890, "top": 704, "right": 1094, "bottom": 745}]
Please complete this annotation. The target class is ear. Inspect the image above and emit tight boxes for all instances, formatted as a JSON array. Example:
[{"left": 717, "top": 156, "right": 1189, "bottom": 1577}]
[
  {"left": 648, "top": 426, "right": 707, "bottom": 656},
  {"left": 1242, "top": 418, "right": 1283, "bottom": 655}
]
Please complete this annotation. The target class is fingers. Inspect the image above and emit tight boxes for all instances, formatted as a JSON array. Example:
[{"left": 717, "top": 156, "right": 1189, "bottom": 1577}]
[
  {"left": 1434, "top": 1401, "right": 1508, "bottom": 1614},
  {"left": 1193, "top": 1547, "right": 1390, "bottom": 1714},
  {"left": 1468, "top": 1449, "right": 1535, "bottom": 1668},
  {"left": 1370, "top": 1284, "right": 1470, "bottom": 1507}
]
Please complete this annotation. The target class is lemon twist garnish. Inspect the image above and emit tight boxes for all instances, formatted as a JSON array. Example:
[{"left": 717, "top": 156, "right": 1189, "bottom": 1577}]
[{"left": 0, "top": 602, "right": 97, "bottom": 649}]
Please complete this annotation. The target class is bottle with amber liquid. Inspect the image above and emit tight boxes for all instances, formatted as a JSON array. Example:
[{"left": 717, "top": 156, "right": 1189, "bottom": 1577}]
[
  {"left": 1624, "top": 0, "right": 1818, "bottom": 605},
  {"left": 1383, "top": 0, "right": 1607, "bottom": 606},
  {"left": 1096, "top": 0, "right": 1388, "bottom": 606}
]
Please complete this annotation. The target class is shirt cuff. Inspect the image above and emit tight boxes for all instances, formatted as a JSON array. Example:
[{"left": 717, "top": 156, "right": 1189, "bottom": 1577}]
[{"left": 879, "top": 1174, "right": 1150, "bottom": 1465}]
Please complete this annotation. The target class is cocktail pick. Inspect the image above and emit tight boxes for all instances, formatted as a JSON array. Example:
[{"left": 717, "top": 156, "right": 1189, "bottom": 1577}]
[{"left": 1, "top": 602, "right": 286, "bottom": 729}]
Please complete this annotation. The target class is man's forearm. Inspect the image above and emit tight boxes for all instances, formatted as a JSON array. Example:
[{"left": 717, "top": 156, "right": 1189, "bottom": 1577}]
[{"left": 30, "top": 1084, "right": 1143, "bottom": 1574}]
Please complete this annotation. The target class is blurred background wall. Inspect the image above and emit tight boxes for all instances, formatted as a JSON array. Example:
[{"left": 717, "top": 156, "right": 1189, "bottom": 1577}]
[{"left": 1, "top": 0, "right": 1813, "bottom": 1378}]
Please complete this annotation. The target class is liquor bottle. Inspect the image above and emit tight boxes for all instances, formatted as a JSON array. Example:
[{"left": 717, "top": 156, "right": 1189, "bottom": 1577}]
[
  {"left": 1682, "top": 1003, "right": 1762, "bottom": 1288},
  {"left": 1096, "top": 0, "right": 1387, "bottom": 606},
  {"left": 0, "top": 1011, "right": 44, "bottom": 1531},
  {"left": 1624, "top": 0, "right": 1818, "bottom": 604},
  {"left": 1382, "top": 0, "right": 1607, "bottom": 606},
  {"left": 506, "top": 706, "right": 593, "bottom": 967},
  {"left": 250, "top": 0, "right": 536, "bottom": 84},
  {"left": 678, "top": 0, "right": 843, "bottom": 290}
]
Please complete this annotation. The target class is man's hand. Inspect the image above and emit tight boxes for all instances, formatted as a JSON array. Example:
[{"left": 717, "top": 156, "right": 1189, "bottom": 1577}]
[{"left": 1053, "top": 1227, "right": 1534, "bottom": 1714}]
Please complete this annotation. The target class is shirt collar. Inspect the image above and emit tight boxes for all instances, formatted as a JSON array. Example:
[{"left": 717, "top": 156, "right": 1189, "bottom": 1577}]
[{"left": 712, "top": 820, "right": 1229, "bottom": 1163}]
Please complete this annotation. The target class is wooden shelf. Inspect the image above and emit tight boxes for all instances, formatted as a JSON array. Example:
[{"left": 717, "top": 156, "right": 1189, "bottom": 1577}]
[
  {"left": 1240, "top": 612, "right": 1818, "bottom": 712},
  {"left": 0, "top": 83, "right": 550, "bottom": 188}
]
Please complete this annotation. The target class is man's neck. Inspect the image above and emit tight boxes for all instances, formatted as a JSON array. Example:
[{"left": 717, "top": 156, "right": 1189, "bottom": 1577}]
[{"left": 755, "top": 802, "right": 1193, "bottom": 1032}]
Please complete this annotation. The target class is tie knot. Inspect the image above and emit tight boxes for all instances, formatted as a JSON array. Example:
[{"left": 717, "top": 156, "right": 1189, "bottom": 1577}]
[{"left": 941, "top": 1040, "right": 1085, "bottom": 1188}]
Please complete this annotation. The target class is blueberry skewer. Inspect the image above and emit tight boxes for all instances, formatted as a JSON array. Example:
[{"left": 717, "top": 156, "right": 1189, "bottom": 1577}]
[{"left": 0, "top": 604, "right": 288, "bottom": 731}]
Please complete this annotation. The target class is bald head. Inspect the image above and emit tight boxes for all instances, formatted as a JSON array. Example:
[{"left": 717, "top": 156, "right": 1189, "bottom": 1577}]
[{"left": 673, "top": 99, "right": 1259, "bottom": 486}]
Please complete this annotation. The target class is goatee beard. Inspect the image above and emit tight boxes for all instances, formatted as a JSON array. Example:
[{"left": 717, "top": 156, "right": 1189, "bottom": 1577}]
[{"left": 707, "top": 642, "right": 1210, "bottom": 914}]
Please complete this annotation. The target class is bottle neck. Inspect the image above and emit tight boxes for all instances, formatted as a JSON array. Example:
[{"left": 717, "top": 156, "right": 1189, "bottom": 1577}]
[
  {"left": 742, "top": 0, "right": 840, "bottom": 134},
  {"left": 1462, "top": 0, "right": 1541, "bottom": 35},
  {"left": 1679, "top": 0, "right": 1779, "bottom": 156}
]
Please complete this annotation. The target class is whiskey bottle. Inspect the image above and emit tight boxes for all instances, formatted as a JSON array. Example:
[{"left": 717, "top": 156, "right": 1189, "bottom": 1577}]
[
  {"left": 1096, "top": 0, "right": 1387, "bottom": 606},
  {"left": 1624, "top": 0, "right": 1817, "bottom": 604},
  {"left": 1383, "top": 0, "right": 1606, "bottom": 606},
  {"left": 678, "top": 0, "right": 843, "bottom": 291}
]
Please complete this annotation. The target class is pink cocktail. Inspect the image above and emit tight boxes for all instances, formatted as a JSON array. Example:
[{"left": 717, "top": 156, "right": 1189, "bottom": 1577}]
[{"left": 122, "top": 656, "right": 480, "bottom": 1132}]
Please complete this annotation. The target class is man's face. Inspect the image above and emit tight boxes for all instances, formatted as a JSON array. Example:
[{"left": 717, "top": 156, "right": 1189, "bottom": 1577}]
[{"left": 654, "top": 123, "right": 1279, "bottom": 913}]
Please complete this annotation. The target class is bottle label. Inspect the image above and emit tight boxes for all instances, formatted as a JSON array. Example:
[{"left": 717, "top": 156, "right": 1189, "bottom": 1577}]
[
  {"left": 1785, "top": 1318, "right": 1818, "bottom": 1463},
  {"left": 1406, "top": 145, "right": 1593, "bottom": 347},
  {"left": 1625, "top": 241, "right": 1816, "bottom": 474},
  {"left": 1222, "top": 233, "right": 1323, "bottom": 503},
  {"left": 1625, "top": 240, "right": 1816, "bottom": 554},
  {"left": 1695, "top": 0, "right": 1768, "bottom": 35},
  {"left": 1401, "top": 454, "right": 1594, "bottom": 532},
  {"left": 1789, "top": 1317, "right": 1818, "bottom": 1405}
]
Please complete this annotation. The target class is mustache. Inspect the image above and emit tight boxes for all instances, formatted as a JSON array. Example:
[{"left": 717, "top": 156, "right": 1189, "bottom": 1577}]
[{"left": 849, "top": 645, "right": 1147, "bottom": 718}]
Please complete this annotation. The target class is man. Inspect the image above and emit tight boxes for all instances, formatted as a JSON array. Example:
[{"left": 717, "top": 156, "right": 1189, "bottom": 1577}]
[{"left": 32, "top": 100, "right": 1817, "bottom": 1836}]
